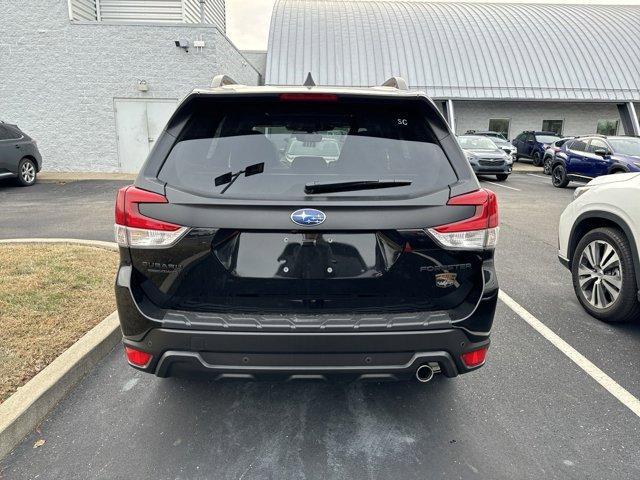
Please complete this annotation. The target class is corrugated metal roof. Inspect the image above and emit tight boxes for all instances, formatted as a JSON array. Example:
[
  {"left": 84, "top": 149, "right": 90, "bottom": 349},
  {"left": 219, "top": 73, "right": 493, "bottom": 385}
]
[{"left": 265, "top": 0, "right": 640, "bottom": 101}]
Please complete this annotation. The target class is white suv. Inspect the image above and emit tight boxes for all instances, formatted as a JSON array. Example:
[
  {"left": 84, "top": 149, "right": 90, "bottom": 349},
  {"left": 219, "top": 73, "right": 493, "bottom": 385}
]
[{"left": 558, "top": 173, "right": 640, "bottom": 323}]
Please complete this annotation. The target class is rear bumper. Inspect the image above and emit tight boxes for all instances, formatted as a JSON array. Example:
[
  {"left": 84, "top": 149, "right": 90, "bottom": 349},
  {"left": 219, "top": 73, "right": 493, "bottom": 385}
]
[
  {"left": 116, "top": 250, "right": 498, "bottom": 379},
  {"left": 123, "top": 327, "right": 490, "bottom": 379}
]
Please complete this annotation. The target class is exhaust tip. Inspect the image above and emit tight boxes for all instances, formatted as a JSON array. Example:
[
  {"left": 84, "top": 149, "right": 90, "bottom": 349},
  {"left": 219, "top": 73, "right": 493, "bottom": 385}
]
[{"left": 415, "top": 365, "right": 434, "bottom": 383}]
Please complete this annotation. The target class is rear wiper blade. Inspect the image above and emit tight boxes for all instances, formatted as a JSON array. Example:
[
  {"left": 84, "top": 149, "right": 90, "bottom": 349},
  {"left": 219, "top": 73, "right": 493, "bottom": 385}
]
[
  {"left": 304, "top": 179, "right": 412, "bottom": 195},
  {"left": 214, "top": 162, "right": 264, "bottom": 194}
]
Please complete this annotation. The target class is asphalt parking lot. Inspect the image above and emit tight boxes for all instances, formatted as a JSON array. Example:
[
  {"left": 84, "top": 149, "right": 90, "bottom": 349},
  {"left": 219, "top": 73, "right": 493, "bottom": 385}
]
[
  {"left": 1, "top": 173, "right": 639, "bottom": 479},
  {"left": 0, "top": 178, "right": 130, "bottom": 242}
]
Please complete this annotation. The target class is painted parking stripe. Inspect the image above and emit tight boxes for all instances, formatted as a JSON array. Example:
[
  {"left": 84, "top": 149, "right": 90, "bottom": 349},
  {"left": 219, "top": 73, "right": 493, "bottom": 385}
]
[
  {"left": 499, "top": 290, "right": 640, "bottom": 417},
  {"left": 482, "top": 180, "right": 522, "bottom": 191},
  {"left": 526, "top": 173, "right": 550, "bottom": 180}
]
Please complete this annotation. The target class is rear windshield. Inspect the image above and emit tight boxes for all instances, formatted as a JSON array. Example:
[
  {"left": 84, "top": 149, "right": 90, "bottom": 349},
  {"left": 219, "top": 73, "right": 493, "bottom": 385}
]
[
  {"left": 158, "top": 98, "right": 456, "bottom": 199},
  {"left": 536, "top": 135, "right": 562, "bottom": 144},
  {"left": 458, "top": 136, "right": 498, "bottom": 150}
]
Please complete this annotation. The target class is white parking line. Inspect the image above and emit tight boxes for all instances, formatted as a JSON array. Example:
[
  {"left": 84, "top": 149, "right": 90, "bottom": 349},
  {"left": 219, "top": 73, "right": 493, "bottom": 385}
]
[
  {"left": 526, "top": 173, "right": 550, "bottom": 180},
  {"left": 499, "top": 290, "right": 640, "bottom": 417},
  {"left": 482, "top": 180, "right": 522, "bottom": 191}
]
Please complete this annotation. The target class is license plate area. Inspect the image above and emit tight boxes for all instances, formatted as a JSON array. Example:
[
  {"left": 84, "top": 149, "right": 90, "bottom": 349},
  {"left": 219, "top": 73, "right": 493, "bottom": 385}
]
[{"left": 213, "top": 231, "right": 402, "bottom": 279}]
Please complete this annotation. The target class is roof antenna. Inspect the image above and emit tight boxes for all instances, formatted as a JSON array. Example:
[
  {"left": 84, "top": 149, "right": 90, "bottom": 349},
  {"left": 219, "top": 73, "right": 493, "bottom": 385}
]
[{"left": 303, "top": 72, "right": 316, "bottom": 87}]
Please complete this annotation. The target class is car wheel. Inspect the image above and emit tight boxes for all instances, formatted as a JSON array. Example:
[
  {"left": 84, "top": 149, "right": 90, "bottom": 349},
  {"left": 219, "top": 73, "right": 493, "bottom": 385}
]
[
  {"left": 17, "top": 158, "right": 37, "bottom": 186},
  {"left": 543, "top": 157, "right": 552, "bottom": 175},
  {"left": 532, "top": 152, "right": 542, "bottom": 167},
  {"left": 571, "top": 227, "right": 640, "bottom": 323},
  {"left": 552, "top": 164, "right": 569, "bottom": 188},
  {"left": 495, "top": 174, "right": 509, "bottom": 181}
]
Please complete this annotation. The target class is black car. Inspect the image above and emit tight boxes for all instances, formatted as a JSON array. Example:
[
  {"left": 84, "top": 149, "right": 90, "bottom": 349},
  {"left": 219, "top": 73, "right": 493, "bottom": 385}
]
[
  {"left": 457, "top": 135, "right": 513, "bottom": 181},
  {"left": 0, "top": 122, "right": 42, "bottom": 186},
  {"left": 114, "top": 77, "right": 499, "bottom": 383}
]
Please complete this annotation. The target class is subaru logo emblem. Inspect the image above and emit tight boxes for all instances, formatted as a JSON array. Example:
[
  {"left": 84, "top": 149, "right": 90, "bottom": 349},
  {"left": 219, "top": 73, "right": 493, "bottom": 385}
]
[{"left": 290, "top": 209, "right": 326, "bottom": 226}]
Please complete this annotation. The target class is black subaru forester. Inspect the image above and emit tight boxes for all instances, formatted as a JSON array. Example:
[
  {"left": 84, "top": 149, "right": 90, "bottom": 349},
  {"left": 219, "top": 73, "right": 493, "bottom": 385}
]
[{"left": 114, "top": 76, "right": 499, "bottom": 383}]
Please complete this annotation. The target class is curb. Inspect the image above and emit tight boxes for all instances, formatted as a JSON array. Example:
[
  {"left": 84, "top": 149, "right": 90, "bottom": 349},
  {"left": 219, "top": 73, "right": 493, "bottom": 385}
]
[
  {"left": 0, "top": 240, "right": 122, "bottom": 460},
  {"left": 39, "top": 172, "right": 136, "bottom": 182},
  {"left": 511, "top": 163, "right": 543, "bottom": 174},
  {"left": 0, "top": 238, "right": 118, "bottom": 252}
]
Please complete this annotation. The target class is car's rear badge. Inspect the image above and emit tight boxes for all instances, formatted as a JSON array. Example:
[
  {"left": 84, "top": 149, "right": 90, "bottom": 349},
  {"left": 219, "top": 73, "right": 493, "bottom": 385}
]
[
  {"left": 291, "top": 209, "right": 326, "bottom": 226},
  {"left": 435, "top": 272, "right": 458, "bottom": 288}
]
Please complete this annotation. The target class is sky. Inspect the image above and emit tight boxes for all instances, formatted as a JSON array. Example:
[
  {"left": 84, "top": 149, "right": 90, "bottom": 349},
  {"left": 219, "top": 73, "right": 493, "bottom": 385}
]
[{"left": 226, "top": 0, "right": 639, "bottom": 51}]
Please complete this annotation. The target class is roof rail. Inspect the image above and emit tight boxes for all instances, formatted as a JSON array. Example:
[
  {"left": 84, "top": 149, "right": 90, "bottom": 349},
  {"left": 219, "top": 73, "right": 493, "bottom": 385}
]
[
  {"left": 211, "top": 74, "right": 239, "bottom": 88},
  {"left": 381, "top": 76, "right": 408, "bottom": 90}
]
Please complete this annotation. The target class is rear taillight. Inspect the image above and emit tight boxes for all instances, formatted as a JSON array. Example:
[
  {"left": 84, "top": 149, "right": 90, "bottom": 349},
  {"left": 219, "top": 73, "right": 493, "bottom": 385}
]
[
  {"left": 124, "top": 346, "right": 153, "bottom": 368},
  {"left": 114, "top": 186, "right": 188, "bottom": 248},
  {"left": 461, "top": 346, "right": 489, "bottom": 368},
  {"left": 427, "top": 189, "right": 499, "bottom": 250}
]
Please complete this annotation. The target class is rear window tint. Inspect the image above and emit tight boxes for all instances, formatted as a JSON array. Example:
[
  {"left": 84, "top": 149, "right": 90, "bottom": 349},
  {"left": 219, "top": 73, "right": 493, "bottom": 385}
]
[
  {"left": 159, "top": 99, "right": 457, "bottom": 199},
  {"left": 0, "top": 125, "right": 21, "bottom": 140}
]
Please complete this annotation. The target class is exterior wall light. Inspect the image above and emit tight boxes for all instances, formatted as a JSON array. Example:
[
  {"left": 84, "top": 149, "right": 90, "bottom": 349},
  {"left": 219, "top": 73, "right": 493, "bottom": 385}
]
[{"left": 174, "top": 39, "right": 190, "bottom": 52}]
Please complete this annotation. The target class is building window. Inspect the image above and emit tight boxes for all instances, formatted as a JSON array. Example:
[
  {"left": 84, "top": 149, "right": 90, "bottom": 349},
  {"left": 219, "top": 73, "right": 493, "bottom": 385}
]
[
  {"left": 488, "top": 119, "right": 510, "bottom": 139},
  {"left": 542, "top": 120, "right": 563, "bottom": 135},
  {"left": 596, "top": 120, "right": 619, "bottom": 136}
]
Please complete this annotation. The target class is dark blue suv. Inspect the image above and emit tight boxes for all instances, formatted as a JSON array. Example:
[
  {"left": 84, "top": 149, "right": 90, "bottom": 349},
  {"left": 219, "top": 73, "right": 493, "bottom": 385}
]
[
  {"left": 512, "top": 131, "right": 563, "bottom": 166},
  {"left": 551, "top": 136, "right": 640, "bottom": 188}
]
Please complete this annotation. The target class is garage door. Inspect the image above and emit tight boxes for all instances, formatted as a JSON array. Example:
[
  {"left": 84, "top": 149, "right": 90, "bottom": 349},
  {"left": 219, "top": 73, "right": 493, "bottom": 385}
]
[{"left": 114, "top": 98, "right": 177, "bottom": 173}]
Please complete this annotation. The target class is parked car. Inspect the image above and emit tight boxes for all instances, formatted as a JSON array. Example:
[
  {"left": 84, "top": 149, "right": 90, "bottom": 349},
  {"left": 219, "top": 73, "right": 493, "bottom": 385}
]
[
  {"left": 465, "top": 130, "right": 506, "bottom": 140},
  {"left": 113, "top": 76, "right": 500, "bottom": 383},
  {"left": 0, "top": 122, "right": 42, "bottom": 186},
  {"left": 457, "top": 134, "right": 513, "bottom": 181},
  {"left": 558, "top": 173, "right": 640, "bottom": 323},
  {"left": 543, "top": 137, "right": 575, "bottom": 175},
  {"left": 512, "top": 131, "right": 562, "bottom": 166},
  {"left": 551, "top": 136, "right": 640, "bottom": 188},
  {"left": 466, "top": 131, "right": 516, "bottom": 158}
]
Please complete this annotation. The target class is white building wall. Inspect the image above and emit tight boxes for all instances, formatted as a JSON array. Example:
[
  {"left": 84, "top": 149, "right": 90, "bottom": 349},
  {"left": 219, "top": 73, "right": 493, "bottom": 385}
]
[
  {"left": 453, "top": 101, "right": 623, "bottom": 139},
  {"left": 241, "top": 51, "right": 267, "bottom": 82},
  {"left": 0, "top": 0, "right": 258, "bottom": 171}
]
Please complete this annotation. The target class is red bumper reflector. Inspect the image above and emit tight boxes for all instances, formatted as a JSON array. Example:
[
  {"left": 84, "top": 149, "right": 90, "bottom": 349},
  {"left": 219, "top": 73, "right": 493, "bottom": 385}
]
[
  {"left": 461, "top": 346, "right": 488, "bottom": 368},
  {"left": 124, "top": 346, "right": 153, "bottom": 367}
]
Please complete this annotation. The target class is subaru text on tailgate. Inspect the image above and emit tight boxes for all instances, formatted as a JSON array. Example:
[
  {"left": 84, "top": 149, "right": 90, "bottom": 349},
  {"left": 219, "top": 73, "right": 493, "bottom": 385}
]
[{"left": 114, "top": 76, "right": 500, "bottom": 383}]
